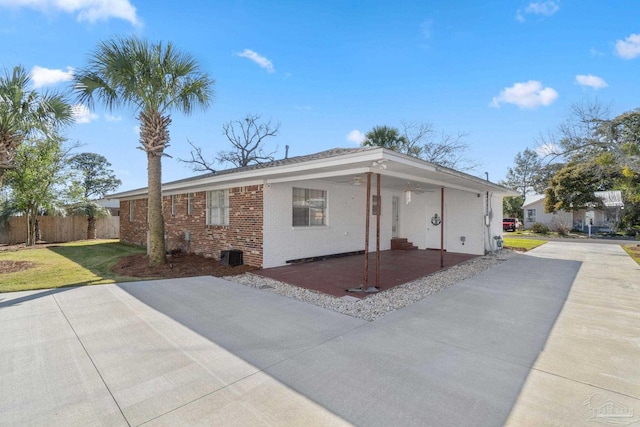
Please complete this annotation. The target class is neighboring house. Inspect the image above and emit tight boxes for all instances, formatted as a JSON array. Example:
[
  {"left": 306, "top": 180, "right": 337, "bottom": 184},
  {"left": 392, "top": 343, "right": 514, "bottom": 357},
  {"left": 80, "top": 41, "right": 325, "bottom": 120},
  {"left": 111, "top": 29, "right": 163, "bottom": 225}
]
[
  {"left": 523, "top": 191, "right": 624, "bottom": 232},
  {"left": 109, "top": 147, "right": 517, "bottom": 268},
  {"left": 96, "top": 198, "right": 120, "bottom": 216}
]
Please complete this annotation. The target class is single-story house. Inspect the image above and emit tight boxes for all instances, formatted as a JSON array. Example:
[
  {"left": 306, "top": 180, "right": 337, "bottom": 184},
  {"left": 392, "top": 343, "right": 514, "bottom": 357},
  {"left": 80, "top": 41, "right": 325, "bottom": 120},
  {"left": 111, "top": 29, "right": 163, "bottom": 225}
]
[
  {"left": 523, "top": 191, "right": 624, "bottom": 232},
  {"left": 109, "top": 147, "right": 517, "bottom": 268}
]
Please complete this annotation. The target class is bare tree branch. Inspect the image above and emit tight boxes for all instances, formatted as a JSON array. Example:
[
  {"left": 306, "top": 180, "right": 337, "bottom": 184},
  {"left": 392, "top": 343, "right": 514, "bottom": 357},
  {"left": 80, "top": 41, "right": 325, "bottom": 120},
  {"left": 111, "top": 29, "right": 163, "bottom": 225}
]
[
  {"left": 179, "top": 139, "right": 216, "bottom": 173},
  {"left": 179, "top": 113, "right": 279, "bottom": 171},
  {"left": 217, "top": 114, "right": 279, "bottom": 167}
]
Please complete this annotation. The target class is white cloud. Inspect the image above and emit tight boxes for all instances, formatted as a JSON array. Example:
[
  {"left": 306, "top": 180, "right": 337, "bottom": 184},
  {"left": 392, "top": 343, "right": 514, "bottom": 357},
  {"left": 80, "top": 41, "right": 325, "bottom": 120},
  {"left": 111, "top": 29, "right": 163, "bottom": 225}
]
[
  {"left": 29, "top": 65, "right": 73, "bottom": 88},
  {"left": 515, "top": 10, "right": 525, "bottom": 23},
  {"left": 105, "top": 114, "right": 122, "bottom": 122},
  {"left": 72, "top": 104, "right": 98, "bottom": 124},
  {"left": 235, "top": 49, "right": 275, "bottom": 73},
  {"left": 490, "top": 80, "right": 558, "bottom": 109},
  {"left": 0, "top": 0, "right": 140, "bottom": 26},
  {"left": 615, "top": 33, "right": 640, "bottom": 59},
  {"left": 516, "top": 1, "right": 559, "bottom": 21},
  {"left": 575, "top": 74, "right": 608, "bottom": 89},
  {"left": 347, "top": 129, "right": 366, "bottom": 145},
  {"left": 525, "top": 1, "right": 559, "bottom": 15}
]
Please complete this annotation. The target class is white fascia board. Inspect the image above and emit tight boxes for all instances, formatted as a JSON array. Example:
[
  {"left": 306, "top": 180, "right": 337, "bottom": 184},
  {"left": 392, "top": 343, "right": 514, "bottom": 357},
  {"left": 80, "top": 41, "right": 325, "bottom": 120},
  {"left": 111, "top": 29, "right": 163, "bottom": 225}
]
[
  {"left": 382, "top": 150, "right": 438, "bottom": 172},
  {"left": 161, "top": 179, "right": 265, "bottom": 195},
  {"left": 266, "top": 167, "right": 371, "bottom": 184},
  {"left": 381, "top": 169, "right": 480, "bottom": 194},
  {"left": 107, "top": 188, "right": 147, "bottom": 200},
  {"left": 263, "top": 150, "right": 385, "bottom": 176},
  {"left": 381, "top": 150, "right": 515, "bottom": 194},
  {"left": 431, "top": 166, "right": 517, "bottom": 194}
]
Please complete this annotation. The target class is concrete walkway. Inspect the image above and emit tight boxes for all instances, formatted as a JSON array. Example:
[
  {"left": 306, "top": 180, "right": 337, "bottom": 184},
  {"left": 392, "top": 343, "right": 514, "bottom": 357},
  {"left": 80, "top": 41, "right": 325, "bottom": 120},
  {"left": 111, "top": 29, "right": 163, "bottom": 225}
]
[
  {"left": 505, "top": 242, "right": 640, "bottom": 426},
  {"left": 0, "top": 241, "right": 638, "bottom": 426}
]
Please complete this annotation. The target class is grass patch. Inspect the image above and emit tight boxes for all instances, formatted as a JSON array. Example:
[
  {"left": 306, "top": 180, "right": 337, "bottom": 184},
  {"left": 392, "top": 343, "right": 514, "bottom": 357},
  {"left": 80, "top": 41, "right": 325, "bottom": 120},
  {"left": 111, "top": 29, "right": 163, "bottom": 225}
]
[
  {"left": 502, "top": 237, "right": 547, "bottom": 251},
  {"left": 622, "top": 244, "right": 640, "bottom": 266},
  {"left": 0, "top": 240, "right": 147, "bottom": 292}
]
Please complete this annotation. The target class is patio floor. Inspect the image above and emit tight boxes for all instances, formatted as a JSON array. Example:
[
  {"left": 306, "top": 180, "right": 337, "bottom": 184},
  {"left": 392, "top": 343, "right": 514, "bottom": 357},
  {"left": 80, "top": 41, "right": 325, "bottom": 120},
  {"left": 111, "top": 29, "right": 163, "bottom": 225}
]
[{"left": 254, "top": 249, "right": 478, "bottom": 298}]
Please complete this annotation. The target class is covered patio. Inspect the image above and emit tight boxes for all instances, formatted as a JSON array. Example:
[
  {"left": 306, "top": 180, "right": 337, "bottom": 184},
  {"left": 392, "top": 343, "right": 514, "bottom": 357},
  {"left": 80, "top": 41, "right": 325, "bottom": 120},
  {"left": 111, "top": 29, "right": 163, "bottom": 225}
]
[{"left": 254, "top": 249, "right": 478, "bottom": 298}]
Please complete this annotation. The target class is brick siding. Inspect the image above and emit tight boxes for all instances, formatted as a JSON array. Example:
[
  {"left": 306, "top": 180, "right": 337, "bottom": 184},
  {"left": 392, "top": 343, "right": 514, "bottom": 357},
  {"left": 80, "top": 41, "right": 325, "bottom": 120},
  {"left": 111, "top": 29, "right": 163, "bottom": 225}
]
[
  {"left": 120, "top": 199, "right": 148, "bottom": 246},
  {"left": 119, "top": 185, "right": 264, "bottom": 267}
]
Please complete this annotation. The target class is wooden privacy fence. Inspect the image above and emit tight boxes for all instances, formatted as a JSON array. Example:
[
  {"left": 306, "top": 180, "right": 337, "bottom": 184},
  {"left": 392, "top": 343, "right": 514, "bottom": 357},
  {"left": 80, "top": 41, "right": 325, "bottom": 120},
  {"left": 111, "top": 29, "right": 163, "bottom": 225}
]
[{"left": 0, "top": 216, "right": 120, "bottom": 245}]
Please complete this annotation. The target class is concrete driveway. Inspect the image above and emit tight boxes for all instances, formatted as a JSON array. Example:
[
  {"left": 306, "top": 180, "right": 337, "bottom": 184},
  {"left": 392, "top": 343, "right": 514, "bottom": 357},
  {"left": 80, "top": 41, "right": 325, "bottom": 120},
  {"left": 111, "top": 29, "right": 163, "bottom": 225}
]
[{"left": 1, "top": 241, "right": 638, "bottom": 426}]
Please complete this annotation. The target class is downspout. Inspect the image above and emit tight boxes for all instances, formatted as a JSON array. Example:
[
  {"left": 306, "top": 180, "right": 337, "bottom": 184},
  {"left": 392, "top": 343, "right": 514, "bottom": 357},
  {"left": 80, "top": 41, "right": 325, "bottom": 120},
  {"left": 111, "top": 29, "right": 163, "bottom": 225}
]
[
  {"left": 375, "top": 173, "right": 381, "bottom": 290},
  {"left": 484, "top": 172, "right": 492, "bottom": 254},
  {"left": 440, "top": 187, "right": 444, "bottom": 268}
]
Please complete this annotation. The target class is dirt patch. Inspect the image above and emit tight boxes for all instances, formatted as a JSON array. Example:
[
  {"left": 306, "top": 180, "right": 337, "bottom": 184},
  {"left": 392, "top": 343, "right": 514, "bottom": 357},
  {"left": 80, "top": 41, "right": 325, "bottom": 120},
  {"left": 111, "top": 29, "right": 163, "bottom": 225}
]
[
  {"left": 111, "top": 252, "right": 258, "bottom": 279},
  {"left": 0, "top": 260, "right": 37, "bottom": 274}
]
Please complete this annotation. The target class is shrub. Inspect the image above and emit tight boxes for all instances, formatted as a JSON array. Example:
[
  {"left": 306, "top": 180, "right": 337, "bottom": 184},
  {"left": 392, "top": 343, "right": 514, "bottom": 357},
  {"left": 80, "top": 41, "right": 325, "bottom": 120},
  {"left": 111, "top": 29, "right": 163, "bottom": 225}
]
[
  {"left": 550, "top": 215, "right": 571, "bottom": 236},
  {"left": 531, "top": 222, "right": 550, "bottom": 235},
  {"left": 555, "top": 223, "right": 571, "bottom": 236}
]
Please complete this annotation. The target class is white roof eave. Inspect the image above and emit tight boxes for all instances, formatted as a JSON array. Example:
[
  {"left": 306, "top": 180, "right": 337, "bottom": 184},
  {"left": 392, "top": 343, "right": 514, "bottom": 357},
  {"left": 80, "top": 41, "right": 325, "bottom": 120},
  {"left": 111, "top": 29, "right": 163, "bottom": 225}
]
[{"left": 108, "top": 148, "right": 517, "bottom": 198}]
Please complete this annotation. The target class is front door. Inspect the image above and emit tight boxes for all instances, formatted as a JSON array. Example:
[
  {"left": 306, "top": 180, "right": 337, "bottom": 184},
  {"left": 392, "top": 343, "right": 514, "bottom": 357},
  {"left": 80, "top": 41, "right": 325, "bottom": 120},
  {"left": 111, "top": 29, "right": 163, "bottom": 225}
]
[{"left": 392, "top": 196, "right": 399, "bottom": 238}]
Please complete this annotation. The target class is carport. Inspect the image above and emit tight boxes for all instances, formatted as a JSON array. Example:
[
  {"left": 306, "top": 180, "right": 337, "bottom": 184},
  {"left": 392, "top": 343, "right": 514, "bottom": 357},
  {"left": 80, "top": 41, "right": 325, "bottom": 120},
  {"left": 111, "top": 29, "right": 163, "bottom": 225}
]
[{"left": 254, "top": 248, "right": 477, "bottom": 298}]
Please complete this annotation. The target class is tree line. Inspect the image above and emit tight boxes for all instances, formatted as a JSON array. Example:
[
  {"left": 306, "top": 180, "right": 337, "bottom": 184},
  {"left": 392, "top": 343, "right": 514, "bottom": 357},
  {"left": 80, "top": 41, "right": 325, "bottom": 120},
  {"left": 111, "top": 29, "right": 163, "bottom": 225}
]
[
  {"left": 0, "top": 67, "right": 121, "bottom": 245},
  {"left": 501, "top": 99, "right": 640, "bottom": 232}
]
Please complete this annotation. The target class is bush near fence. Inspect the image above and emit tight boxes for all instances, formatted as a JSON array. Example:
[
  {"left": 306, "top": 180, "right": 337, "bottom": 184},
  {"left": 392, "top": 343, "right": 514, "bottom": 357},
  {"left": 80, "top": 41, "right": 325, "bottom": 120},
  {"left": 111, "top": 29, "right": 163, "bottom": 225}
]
[{"left": 0, "top": 216, "right": 119, "bottom": 244}]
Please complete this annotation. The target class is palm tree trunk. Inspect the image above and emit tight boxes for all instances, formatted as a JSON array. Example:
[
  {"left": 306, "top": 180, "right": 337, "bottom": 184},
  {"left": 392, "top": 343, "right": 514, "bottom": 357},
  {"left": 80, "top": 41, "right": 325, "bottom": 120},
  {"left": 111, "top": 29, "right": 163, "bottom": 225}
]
[
  {"left": 147, "top": 152, "right": 166, "bottom": 265},
  {"left": 87, "top": 215, "right": 96, "bottom": 240}
]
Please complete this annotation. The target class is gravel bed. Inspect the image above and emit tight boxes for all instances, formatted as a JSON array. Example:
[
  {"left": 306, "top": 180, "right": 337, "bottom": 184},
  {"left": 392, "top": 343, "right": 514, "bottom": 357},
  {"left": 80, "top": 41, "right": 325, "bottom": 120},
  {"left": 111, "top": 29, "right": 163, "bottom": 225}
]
[{"left": 225, "top": 249, "right": 518, "bottom": 321}]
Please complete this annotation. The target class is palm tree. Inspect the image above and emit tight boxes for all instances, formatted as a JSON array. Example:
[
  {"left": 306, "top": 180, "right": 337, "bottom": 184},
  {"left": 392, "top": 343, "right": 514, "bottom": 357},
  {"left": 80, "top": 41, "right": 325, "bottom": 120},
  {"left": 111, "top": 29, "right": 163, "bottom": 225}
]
[
  {"left": 68, "top": 201, "right": 112, "bottom": 240},
  {"left": 74, "top": 37, "right": 214, "bottom": 265},
  {"left": 0, "top": 65, "right": 73, "bottom": 183},
  {"left": 362, "top": 125, "right": 408, "bottom": 152}
]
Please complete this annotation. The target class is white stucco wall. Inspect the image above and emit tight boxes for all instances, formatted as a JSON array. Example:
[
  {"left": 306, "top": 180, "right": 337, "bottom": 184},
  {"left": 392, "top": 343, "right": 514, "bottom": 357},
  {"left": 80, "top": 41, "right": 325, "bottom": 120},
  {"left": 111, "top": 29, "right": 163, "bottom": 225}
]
[
  {"left": 263, "top": 179, "right": 385, "bottom": 268},
  {"left": 391, "top": 188, "right": 488, "bottom": 256},
  {"left": 263, "top": 181, "right": 499, "bottom": 268},
  {"left": 444, "top": 189, "right": 487, "bottom": 255},
  {"left": 488, "top": 192, "right": 505, "bottom": 252}
]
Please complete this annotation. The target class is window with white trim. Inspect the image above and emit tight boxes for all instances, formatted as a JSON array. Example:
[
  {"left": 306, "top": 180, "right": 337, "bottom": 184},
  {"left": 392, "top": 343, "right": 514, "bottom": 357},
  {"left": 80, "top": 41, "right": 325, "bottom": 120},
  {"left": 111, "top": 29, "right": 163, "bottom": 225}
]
[
  {"left": 206, "top": 190, "right": 229, "bottom": 225},
  {"left": 171, "top": 195, "right": 177, "bottom": 215},
  {"left": 526, "top": 208, "right": 536, "bottom": 223},
  {"left": 293, "top": 187, "right": 326, "bottom": 226},
  {"left": 129, "top": 200, "right": 134, "bottom": 221},
  {"left": 187, "top": 193, "right": 194, "bottom": 215}
]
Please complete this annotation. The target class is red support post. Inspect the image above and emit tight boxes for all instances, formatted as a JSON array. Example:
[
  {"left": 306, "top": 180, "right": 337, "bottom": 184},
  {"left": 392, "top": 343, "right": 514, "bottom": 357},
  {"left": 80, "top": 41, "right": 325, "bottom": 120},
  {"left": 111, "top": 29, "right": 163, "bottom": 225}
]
[
  {"left": 363, "top": 172, "right": 372, "bottom": 290},
  {"left": 440, "top": 187, "right": 445, "bottom": 268}
]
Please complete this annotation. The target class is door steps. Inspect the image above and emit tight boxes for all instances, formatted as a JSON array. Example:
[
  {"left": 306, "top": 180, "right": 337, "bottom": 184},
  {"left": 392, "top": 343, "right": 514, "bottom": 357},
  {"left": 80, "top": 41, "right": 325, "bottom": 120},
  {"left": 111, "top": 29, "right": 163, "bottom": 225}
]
[{"left": 391, "top": 238, "right": 418, "bottom": 250}]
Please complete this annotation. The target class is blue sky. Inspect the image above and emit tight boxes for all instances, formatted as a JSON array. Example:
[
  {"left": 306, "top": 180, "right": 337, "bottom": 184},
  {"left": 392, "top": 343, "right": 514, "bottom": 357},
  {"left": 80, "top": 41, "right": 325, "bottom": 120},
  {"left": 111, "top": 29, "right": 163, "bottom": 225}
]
[{"left": 2, "top": 0, "right": 640, "bottom": 192}]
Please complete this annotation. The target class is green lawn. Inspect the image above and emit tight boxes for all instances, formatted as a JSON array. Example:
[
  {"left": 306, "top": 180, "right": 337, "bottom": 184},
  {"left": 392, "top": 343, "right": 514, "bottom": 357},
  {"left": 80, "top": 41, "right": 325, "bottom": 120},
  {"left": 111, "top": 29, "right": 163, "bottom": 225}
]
[
  {"left": 0, "top": 240, "right": 146, "bottom": 292},
  {"left": 502, "top": 237, "right": 548, "bottom": 251},
  {"left": 623, "top": 244, "right": 640, "bottom": 266}
]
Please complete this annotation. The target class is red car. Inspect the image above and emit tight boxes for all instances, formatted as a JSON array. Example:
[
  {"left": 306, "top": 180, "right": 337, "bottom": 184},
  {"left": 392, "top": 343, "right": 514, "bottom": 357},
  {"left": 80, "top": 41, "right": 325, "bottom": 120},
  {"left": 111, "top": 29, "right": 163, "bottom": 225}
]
[{"left": 503, "top": 218, "right": 517, "bottom": 232}]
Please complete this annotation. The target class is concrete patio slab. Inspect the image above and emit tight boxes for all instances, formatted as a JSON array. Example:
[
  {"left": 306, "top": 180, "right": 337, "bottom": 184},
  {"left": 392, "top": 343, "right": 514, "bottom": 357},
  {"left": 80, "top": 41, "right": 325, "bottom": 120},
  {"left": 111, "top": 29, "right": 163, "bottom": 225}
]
[{"left": 0, "top": 289, "right": 127, "bottom": 426}]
